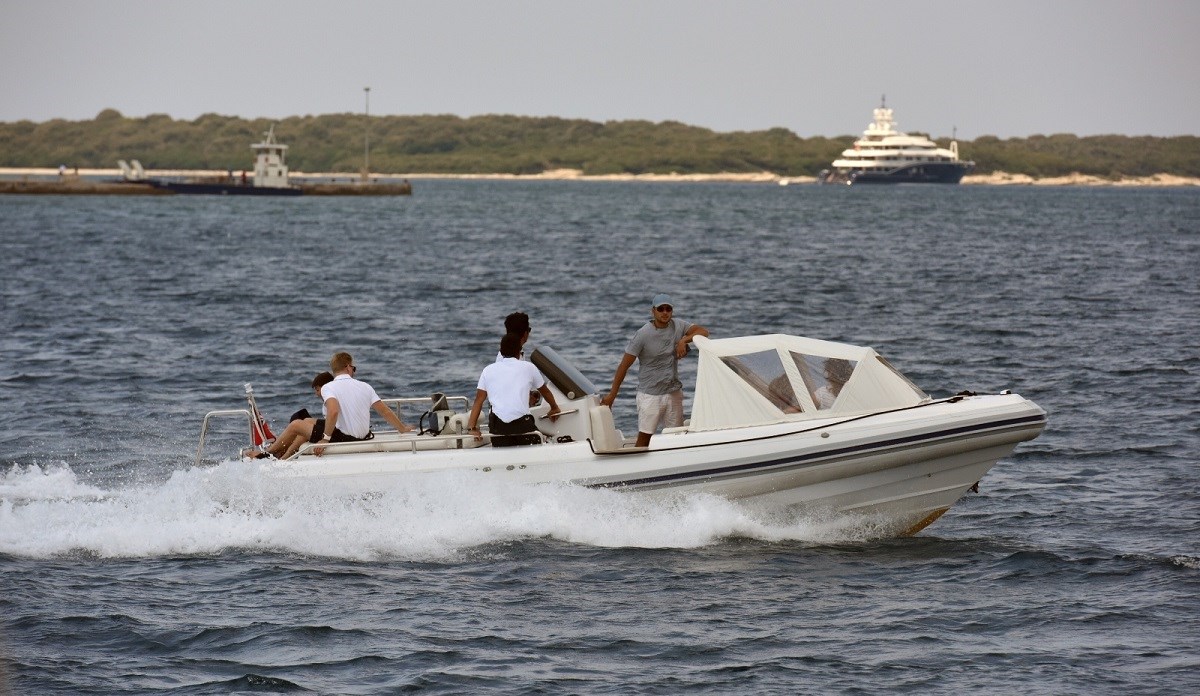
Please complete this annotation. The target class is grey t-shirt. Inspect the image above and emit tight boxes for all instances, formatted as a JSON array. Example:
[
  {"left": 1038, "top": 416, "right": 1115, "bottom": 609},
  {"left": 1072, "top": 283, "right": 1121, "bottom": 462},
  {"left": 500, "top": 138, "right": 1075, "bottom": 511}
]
[{"left": 625, "top": 318, "right": 694, "bottom": 395}]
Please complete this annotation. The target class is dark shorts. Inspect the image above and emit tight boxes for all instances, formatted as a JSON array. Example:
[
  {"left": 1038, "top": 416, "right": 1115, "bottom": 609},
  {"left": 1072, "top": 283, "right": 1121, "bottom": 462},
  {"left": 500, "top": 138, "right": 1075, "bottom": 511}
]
[
  {"left": 488, "top": 413, "right": 536, "bottom": 435},
  {"left": 307, "top": 419, "right": 371, "bottom": 444},
  {"left": 488, "top": 413, "right": 541, "bottom": 447}
]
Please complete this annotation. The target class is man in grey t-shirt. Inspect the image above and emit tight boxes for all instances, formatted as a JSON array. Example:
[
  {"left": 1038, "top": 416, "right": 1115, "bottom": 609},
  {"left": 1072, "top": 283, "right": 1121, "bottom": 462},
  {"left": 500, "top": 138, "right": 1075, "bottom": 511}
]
[{"left": 600, "top": 293, "right": 709, "bottom": 447}]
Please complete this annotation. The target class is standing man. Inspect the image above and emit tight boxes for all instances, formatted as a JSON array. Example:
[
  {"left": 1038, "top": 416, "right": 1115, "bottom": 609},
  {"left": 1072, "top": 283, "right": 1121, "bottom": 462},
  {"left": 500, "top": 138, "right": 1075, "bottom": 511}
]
[
  {"left": 601, "top": 294, "right": 709, "bottom": 447},
  {"left": 314, "top": 351, "right": 413, "bottom": 455}
]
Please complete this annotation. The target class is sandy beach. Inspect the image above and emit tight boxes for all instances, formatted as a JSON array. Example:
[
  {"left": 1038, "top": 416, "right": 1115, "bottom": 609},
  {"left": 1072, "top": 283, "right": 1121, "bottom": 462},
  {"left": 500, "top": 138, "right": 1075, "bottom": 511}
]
[{"left": 2, "top": 167, "right": 1198, "bottom": 186}]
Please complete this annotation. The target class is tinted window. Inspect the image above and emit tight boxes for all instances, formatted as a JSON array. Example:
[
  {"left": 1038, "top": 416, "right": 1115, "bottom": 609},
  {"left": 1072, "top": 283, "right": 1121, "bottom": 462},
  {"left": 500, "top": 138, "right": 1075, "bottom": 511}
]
[
  {"left": 721, "top": 350, "right": 803, "bottom": 413},
  {"left": 791, "top": 353, "right": 857, "bottom": 409}
]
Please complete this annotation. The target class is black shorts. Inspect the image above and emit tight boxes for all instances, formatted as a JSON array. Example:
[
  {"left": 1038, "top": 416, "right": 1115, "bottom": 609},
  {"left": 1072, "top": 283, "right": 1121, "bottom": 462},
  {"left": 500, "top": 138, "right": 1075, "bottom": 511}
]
[
  {"left": 488, "top": 413, "right": 541, "bottom": 447},
  {"left": 488, "top": 413, "right": 536, "bottom": 435},
  {"left": 308, "top": 419, "right": 371, "bottom": 444}
]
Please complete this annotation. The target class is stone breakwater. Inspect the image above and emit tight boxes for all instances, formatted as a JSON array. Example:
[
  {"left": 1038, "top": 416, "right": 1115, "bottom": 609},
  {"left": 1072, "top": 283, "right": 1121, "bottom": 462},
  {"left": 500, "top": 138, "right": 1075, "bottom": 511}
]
[{"left": 0, "top": 169, "right": 411, "bottom": 196}]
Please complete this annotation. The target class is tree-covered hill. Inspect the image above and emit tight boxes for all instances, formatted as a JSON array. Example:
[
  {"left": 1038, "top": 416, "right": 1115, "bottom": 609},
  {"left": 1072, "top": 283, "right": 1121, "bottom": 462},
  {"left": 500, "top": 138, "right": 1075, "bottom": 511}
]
[{"left": 2, "top": 110, "right": 1197, "bottom": 178}]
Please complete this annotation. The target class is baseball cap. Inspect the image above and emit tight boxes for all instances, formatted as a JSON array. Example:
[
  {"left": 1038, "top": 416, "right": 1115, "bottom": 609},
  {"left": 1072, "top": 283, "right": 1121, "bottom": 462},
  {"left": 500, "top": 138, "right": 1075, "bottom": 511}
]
[{"left": 651, "top": 293, "right": 673, "bottom": 308}]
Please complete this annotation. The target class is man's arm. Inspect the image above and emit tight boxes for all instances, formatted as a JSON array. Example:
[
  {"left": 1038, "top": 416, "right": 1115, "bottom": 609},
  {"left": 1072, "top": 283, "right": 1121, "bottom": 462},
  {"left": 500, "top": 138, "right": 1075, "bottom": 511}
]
[
  {"left": 537, "top": 385, "right": 561, "bottom": 421},
  {"left": 373, "top": 400, "right": 413, "bottom": 433},
  {"left": 313, "top": 397, "right": 340, "bottom": 456},
  {"left": 675, "top": 324, "right": 710, "bottom": 358},
  {"left": 467, "top": 389, "right": 487, "bottom": 441},
  {"left": 600, "top": 353, "right": 637, "bottom": 408}
]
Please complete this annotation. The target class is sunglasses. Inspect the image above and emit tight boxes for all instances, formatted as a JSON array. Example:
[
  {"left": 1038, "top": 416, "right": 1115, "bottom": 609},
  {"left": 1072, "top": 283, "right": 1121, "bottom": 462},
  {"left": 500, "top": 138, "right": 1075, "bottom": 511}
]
[
  {"left": 655, "top": 305, "right": 673, "bottom": 312},
  {"left": 350, "top": 365, "right": 357, "bottom": 374}
]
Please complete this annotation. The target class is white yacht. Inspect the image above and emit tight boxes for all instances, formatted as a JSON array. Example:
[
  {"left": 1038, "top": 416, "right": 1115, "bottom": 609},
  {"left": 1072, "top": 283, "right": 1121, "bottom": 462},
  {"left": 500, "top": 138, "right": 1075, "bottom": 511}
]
[{"left": 820, "top": 98, "right": 974, "bottom": 185}]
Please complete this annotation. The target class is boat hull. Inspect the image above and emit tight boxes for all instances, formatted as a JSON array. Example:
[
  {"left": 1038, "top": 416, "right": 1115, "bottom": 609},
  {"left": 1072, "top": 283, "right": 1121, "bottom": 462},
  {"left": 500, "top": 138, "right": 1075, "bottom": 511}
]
[
  {"left": 849, "top": 161, "right": 973, "bottom": 184},
  {"left": 820, "top": 161, "right": 973, "bottom": 185},
  {"left": 261, "top": 394, "right": 1045, "bottom": 536}
]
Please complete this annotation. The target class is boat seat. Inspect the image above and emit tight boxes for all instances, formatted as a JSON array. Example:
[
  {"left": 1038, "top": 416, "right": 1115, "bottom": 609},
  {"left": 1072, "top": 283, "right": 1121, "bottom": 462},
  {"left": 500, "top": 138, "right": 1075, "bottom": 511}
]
[
  {"left": 588, "top": 404, "right": 625, "bottom": 453},
  {"left": 303, "top": 430, "right": 483, "bottom": 456}
]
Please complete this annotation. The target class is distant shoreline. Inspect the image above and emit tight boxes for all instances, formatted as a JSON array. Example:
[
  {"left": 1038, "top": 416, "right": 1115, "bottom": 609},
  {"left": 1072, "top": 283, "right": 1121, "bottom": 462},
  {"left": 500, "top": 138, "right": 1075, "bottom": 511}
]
[{"left": 2, "top": 167, "right": 1198, "bottom": 187}]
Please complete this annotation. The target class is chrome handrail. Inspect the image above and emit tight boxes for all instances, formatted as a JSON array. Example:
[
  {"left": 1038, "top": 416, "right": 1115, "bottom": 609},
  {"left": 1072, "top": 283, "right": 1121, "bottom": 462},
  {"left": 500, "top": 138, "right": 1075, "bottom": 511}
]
[
  {"left": 379, "top": 395, "right": 471, "bottom": 412},
  {"left": 196, "top": 408, "right": 253, "bottom": 466}
]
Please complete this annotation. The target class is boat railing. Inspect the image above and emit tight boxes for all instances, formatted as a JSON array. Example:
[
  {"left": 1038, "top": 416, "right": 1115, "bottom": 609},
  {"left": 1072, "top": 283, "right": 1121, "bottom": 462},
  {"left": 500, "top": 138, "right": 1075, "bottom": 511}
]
[
  {"left": 379, "top": 395, "right": 471, "bottom": 411},
  {"left": 378, "top": 395, "right": 471, "bottom": 427},
  {"left": 198, "top": 392, "right": 582, "bottom": 463},
  {"left": 290, "top": 430, "right": 490, "bottom": 457},
  {"left": 195, "top": 408, "right": 254, "bottom": 466},
  {"left": 285, "top": 407, "right": 583, "bottom": 459}
]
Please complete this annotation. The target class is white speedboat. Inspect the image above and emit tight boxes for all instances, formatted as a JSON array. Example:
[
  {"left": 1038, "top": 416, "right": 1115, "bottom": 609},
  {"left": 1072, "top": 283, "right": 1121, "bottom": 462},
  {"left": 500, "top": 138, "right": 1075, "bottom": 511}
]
[
  {"left": 819, "top": 98, "right": 974, "bottom": 185},
  {"left": 198, "top": 334, "right": 1045, "bottom": 537}
]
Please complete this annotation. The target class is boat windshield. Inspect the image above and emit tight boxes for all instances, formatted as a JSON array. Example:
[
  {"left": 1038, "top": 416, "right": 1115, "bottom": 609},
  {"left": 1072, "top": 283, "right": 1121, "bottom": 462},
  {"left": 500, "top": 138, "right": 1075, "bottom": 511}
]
[
  {"left": 791, "top": 353, "right": 857, "bottom": 410},
  {"left": 721, "top": 350, "right": 803, "bottom": 413}
]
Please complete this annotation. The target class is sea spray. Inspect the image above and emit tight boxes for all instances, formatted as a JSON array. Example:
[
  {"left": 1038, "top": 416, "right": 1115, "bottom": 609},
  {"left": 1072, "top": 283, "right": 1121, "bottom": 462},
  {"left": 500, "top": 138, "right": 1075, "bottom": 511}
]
[{"left": 1, "top": 460, "right": 886, "bottom": 560}]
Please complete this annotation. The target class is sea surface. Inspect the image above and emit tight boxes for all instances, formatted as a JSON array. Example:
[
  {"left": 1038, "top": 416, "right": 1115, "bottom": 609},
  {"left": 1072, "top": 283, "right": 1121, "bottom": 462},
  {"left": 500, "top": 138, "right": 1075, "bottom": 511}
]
[{"left": 2, "top": 182, "right": 1198, "bottom": 694}]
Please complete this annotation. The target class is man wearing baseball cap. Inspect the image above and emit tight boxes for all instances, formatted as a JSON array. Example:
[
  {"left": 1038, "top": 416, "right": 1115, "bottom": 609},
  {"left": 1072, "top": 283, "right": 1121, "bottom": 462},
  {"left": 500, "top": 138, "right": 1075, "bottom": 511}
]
[{"left": 600, "top": 293, "right": 709, "bottom": 447}]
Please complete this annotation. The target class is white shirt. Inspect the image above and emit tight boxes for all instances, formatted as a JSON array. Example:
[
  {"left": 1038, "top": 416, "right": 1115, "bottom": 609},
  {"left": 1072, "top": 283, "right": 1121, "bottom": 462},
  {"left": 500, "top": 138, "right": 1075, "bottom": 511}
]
[
  {"left": 320, "top": 374, "right": 381, "bottom": 439},
  {"left": 478, "top": 358, "right": 545, "bottom": 423}
]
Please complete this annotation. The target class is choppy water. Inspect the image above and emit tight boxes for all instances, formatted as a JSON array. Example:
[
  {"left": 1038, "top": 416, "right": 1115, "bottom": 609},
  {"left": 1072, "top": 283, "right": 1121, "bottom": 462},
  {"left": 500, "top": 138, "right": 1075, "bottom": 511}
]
[{"left": 2, "top": 182, "right": 1198, "bottom": 694}]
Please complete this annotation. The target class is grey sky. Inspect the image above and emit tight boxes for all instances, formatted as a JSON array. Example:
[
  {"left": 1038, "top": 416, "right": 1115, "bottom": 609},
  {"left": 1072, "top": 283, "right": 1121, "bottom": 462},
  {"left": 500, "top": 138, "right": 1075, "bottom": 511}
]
[{"left": 2, "top": 0, "right": 1196, "bottom": 139}]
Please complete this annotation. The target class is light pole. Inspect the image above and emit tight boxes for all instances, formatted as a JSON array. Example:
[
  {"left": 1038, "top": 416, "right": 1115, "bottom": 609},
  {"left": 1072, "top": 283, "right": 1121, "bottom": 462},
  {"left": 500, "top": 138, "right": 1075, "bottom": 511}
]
[{"left": 363, "top": 86, "right": 371, "bottom": 182}]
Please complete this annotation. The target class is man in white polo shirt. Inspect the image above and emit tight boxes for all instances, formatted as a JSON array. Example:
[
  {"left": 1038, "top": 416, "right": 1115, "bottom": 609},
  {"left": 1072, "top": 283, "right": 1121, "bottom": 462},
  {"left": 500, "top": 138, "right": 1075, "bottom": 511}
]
[
  {"left": 468, "top": 333, "right": 561, "bottom": 445},
  {"left": 314, "top": 351, "right": 413, "bottom": 455}
]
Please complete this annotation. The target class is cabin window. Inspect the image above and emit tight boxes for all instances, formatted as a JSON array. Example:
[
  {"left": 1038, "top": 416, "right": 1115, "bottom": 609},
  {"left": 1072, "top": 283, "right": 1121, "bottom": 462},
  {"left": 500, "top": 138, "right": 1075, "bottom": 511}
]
[
  {"left": 791, "top": 353, "right": 856, "bottom": 409},
  {"left": 721, "top": 350, "right": 803, "bottom": 413}
]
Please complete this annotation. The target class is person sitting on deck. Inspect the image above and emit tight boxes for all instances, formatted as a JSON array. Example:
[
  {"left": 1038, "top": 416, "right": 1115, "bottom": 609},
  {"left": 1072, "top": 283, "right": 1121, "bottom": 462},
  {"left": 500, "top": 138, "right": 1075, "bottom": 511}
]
[
  {"left": 250, "top": 371, "right": 335, "bottom": 459},
  {"left": 468, "top": 333, "right": 561, "bottom": 445},
  {"left": 313, "top": 352, "right": 414, "bottom": 455}
]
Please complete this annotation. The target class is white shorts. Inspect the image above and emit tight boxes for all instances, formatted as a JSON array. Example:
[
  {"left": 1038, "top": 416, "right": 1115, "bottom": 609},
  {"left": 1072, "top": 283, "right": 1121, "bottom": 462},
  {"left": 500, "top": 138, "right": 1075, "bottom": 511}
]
[{"left": 636, "top": 390, "right": 684, "bottom": 434}]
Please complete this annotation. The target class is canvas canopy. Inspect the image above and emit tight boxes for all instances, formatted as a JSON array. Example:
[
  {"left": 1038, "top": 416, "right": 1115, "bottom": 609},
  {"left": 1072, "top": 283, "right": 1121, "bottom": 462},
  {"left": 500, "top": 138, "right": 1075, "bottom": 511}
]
[{"left": 688, "top": 334, "right": 930, "bottom": 432}]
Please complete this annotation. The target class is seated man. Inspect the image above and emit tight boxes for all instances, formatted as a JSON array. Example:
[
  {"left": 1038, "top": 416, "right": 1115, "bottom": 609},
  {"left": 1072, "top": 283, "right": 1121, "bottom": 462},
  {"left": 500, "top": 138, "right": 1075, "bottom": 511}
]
[
  {"left": 313, "top": 352, "right": 413, "bottom": 455},
  {"left": 468, "top": 333, "right": 560, "bottom": 445}
]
